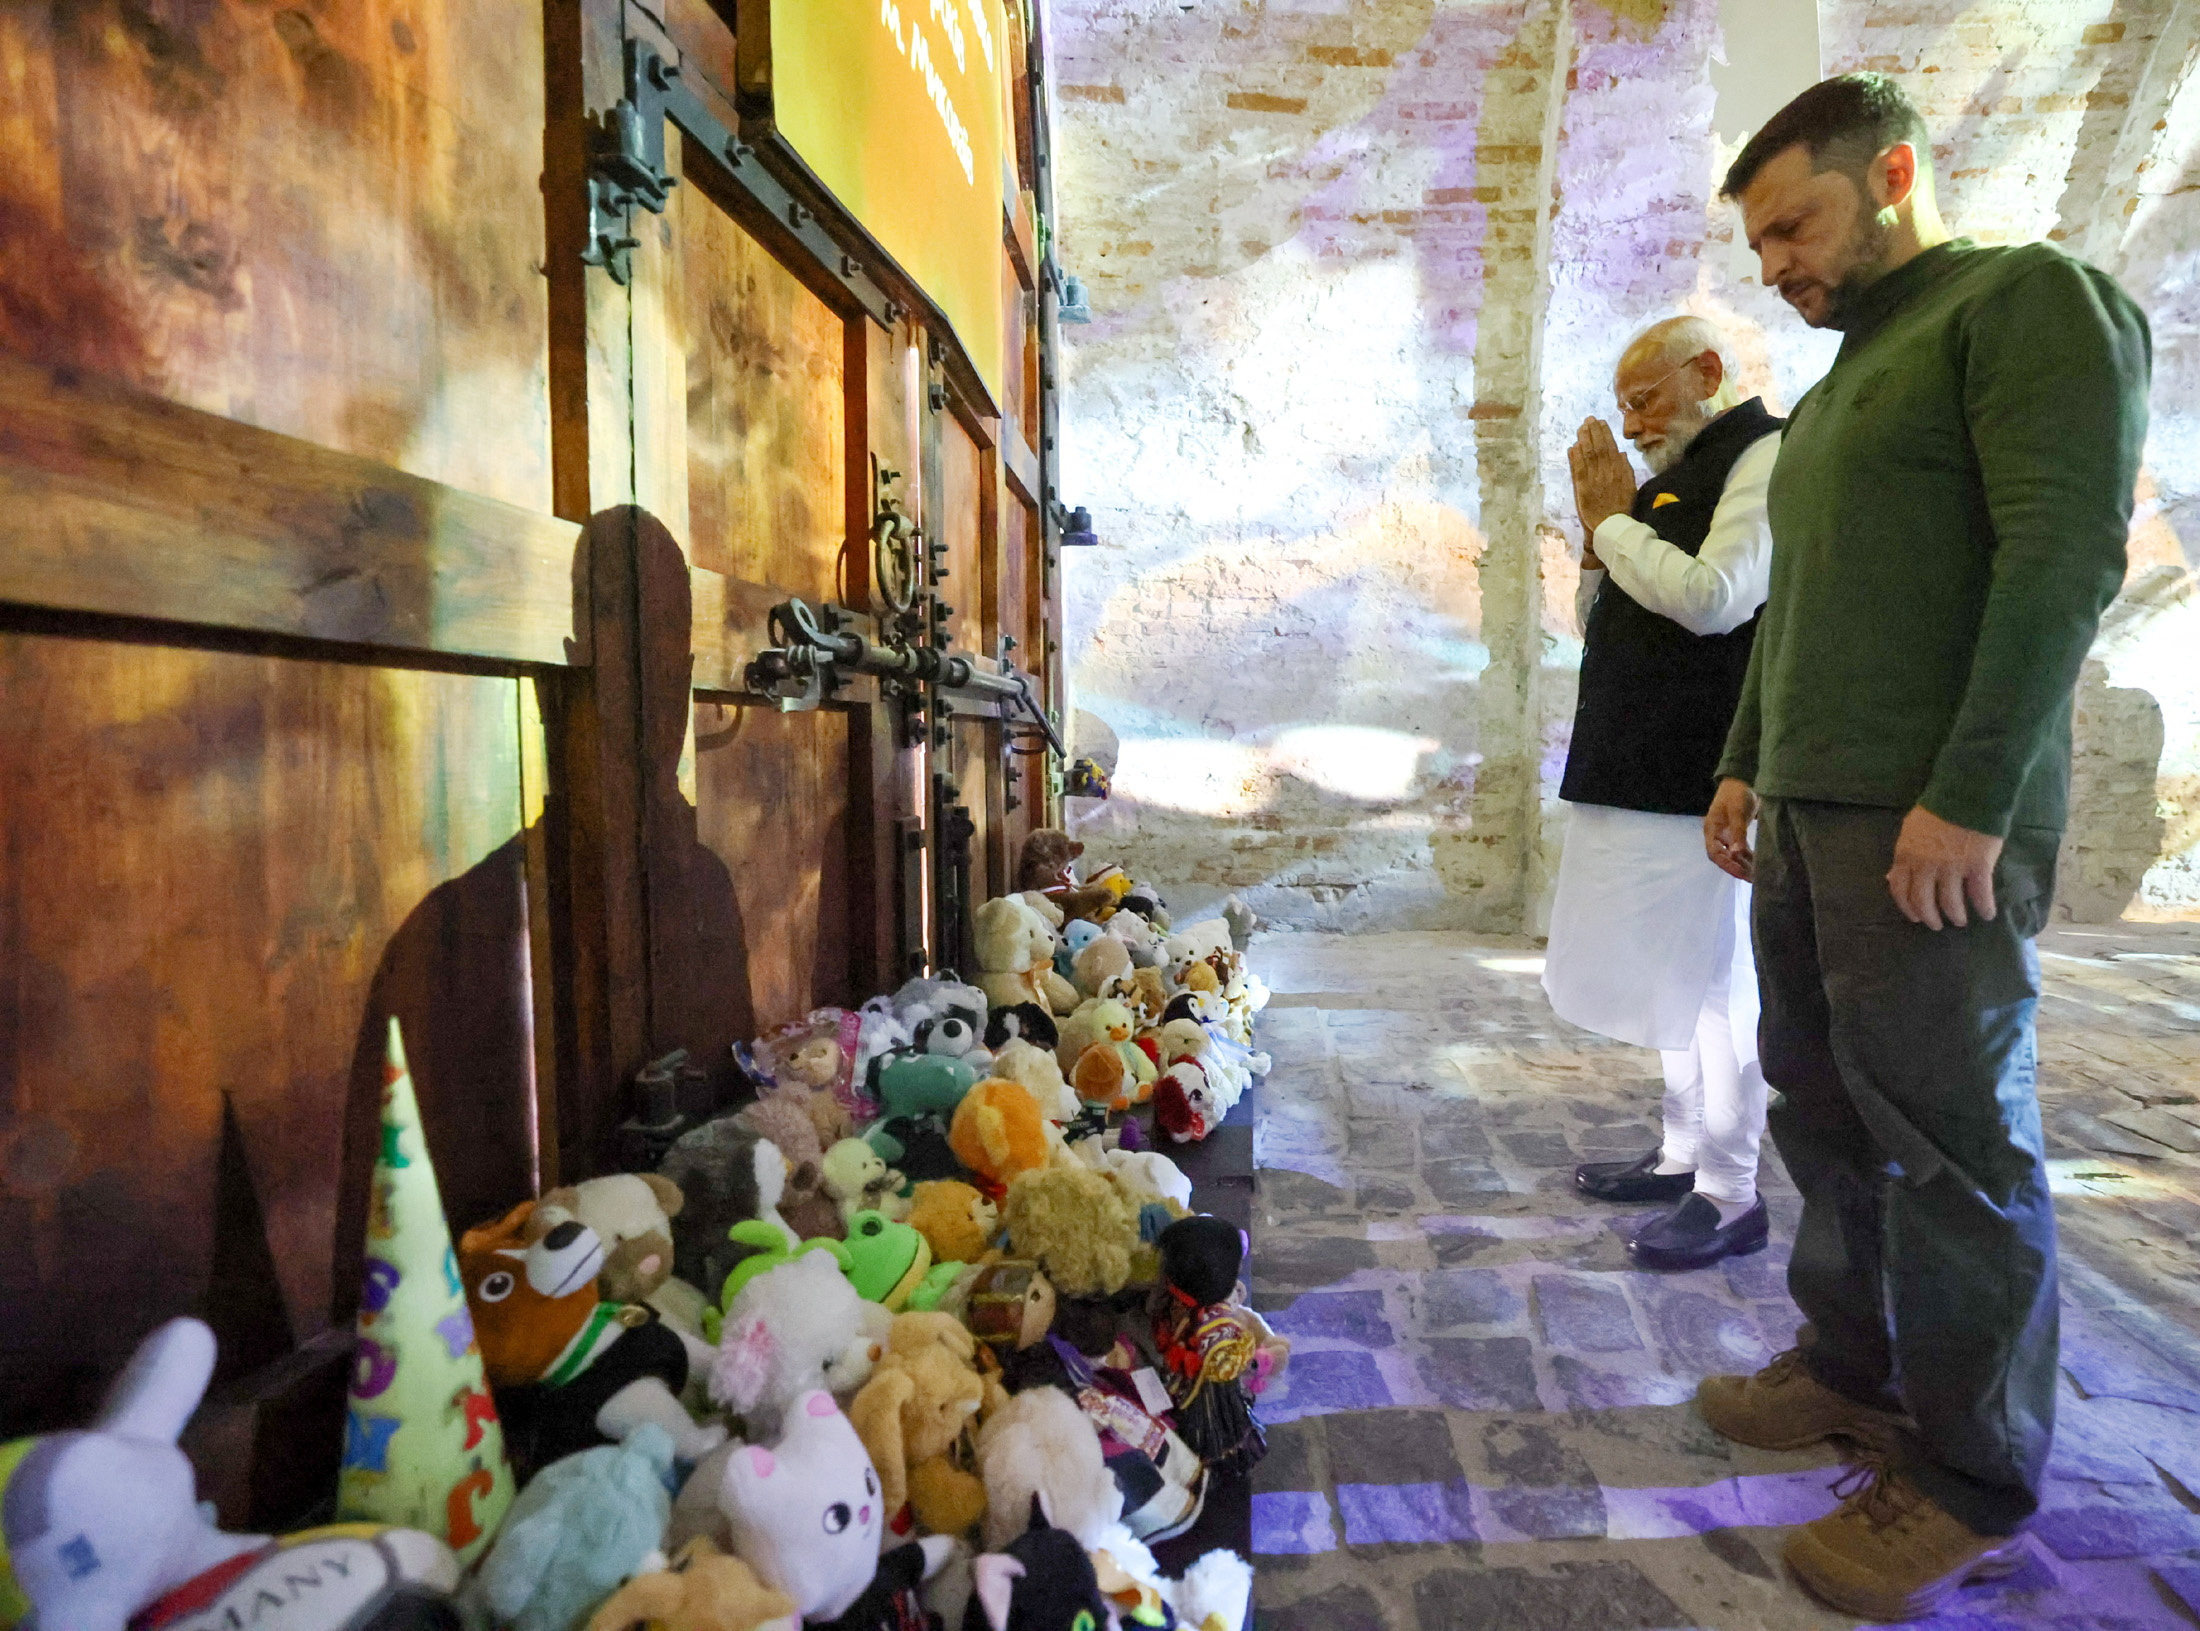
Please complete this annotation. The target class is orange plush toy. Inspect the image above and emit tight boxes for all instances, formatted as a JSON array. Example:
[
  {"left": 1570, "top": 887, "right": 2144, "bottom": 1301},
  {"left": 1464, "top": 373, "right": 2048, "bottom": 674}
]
[
  {"left": 460, "top": 1201, "right": 726, "bottom": 1475},
  {"left": 947, "top": 1078, "right": 1051, "bottom": 1201}
]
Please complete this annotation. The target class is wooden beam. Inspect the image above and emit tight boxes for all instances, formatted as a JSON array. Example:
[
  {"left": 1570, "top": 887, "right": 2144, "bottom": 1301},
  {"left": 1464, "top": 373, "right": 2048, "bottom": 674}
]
[
  {"left": 0, "top": 355, "right": 584, "bottom": 666},
  {"left": 1001, "top": 419, "right": 1043, "bottom": 506}
]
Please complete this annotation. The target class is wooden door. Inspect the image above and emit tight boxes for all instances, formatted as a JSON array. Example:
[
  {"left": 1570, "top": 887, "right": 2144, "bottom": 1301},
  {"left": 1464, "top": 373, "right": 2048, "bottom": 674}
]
[
  {"left": 0, "top": 0, "right": 571, "bottom": 1522},
  {"left": 0, "top": 0, "right": 1064, "bottom": 1524}
]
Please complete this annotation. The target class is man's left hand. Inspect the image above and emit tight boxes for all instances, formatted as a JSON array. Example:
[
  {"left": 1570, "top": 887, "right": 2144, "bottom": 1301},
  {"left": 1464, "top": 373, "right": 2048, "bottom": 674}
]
[
  {"left": 1569, "top": 417, "right": 1638, "bottom": 536},
  {"left": 1887, "top": 806, "right": 2002, "bottom": 930}
]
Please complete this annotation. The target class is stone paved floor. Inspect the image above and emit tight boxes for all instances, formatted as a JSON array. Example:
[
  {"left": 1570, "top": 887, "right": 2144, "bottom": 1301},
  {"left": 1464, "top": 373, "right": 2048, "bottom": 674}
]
[{"left": 1245, "top": 924, "right": 2200, "bottom": 1630}]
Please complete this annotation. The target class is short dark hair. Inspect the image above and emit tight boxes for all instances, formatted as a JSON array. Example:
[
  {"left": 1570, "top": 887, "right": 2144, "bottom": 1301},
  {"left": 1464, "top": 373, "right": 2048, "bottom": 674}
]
[{"left": 1721, "top": 73, "right": 1929, "bottom": 198}]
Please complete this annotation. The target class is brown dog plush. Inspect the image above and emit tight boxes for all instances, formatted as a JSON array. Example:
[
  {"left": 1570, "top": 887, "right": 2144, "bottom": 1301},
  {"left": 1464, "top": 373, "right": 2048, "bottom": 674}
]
[
  {"left": 584, "top": 1536, "right": 793, "bottom": 1631},
  {"left": 460, "top": 1200, "right": 725, "bottom": 1473}
]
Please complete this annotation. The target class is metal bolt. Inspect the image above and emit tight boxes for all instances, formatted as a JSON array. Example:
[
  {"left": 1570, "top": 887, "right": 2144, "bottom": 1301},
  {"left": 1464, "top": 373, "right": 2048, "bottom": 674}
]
[
  {"left": 788, "top": 201, "right": 811, "bottom": 228},
  {"left": 929, "top": 383, "right": 948, "bottom": 411}
]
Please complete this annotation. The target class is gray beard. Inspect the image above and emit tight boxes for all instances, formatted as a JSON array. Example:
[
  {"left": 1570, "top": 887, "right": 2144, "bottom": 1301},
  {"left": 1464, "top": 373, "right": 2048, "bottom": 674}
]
[{"left": 1639, "top": 401, "right": 1719, "bottom": 474}]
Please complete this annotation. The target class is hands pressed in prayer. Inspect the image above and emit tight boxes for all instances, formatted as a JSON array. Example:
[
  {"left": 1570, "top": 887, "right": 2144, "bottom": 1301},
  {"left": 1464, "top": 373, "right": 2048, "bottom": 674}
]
[{"left": 1570, "top": 416, "right": 1638, "bottom": 568}]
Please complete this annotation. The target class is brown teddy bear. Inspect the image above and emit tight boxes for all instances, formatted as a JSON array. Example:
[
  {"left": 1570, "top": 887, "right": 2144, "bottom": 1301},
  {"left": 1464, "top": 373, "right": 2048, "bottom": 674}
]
[
  {"left": 847, "top": 1312, "right": 992, "bottom": 1539},
  {"left": 1002, "top": 1163, "right": 1139, "bottom": 1296},
  {"left": 584, "top": 1536, "right": 793, "bottom": 1631},
  {"left": 1015, "top": 828, "right": 1084, "bottom": 893},
  {"left": 906, "top": 1179, "right": 999, "bottom": 1264}
]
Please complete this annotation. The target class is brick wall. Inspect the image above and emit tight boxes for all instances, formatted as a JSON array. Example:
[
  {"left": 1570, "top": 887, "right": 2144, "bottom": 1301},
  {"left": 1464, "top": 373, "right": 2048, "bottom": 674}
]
[{"left": 1052, "top": 0, "right": 2200, "bottom": 927}]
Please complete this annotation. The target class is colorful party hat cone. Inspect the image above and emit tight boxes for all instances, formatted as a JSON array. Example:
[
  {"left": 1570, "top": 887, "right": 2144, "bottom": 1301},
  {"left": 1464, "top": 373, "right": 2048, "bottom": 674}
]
[{"left": 336, "top": 1017, "right": 515, "bottom": 1563}]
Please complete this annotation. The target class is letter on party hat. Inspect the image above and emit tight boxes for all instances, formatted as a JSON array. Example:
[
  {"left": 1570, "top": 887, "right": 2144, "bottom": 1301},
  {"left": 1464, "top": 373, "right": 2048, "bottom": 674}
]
[{"left": 337, "top": 1017, "right": 514, "bottom": 1562}]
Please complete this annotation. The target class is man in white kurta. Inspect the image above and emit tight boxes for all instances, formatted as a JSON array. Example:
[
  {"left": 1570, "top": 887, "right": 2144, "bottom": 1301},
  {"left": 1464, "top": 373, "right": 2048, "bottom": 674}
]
[{"left": 1543, "top": 316, "right": 1778, "bottom": 1272}]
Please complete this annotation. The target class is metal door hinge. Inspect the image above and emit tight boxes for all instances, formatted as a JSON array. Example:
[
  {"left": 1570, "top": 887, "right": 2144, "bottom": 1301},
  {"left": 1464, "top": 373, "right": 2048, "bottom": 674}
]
[{"left": 582, "top": 36, "right": 895, "bottom": 328}]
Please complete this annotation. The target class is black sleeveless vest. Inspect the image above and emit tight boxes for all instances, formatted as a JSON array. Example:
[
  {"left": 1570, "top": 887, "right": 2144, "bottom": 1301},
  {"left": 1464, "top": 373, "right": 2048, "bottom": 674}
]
[{"left": 1560, "top": 397, "right": 1781, "bottom": 816}]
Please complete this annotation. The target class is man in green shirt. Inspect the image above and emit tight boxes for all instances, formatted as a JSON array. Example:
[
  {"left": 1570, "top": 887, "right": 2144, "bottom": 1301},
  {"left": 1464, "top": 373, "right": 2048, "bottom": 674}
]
[{"left": 1691, "top": 74, "right": 2150, "bottom": 1620}]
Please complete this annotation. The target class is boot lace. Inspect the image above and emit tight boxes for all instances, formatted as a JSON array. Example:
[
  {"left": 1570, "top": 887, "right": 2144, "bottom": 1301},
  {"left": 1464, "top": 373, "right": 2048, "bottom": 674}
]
[
  {"left": 1828, "top": 1453, "right": 1925, "bottom": 1532},
  {"left": 1755, "top": 1348, "right": 1806, "bottom": 1388}
]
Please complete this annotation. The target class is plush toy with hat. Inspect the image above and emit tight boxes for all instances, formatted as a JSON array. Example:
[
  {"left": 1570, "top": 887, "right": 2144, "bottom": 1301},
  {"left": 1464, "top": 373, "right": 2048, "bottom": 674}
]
[
  {"left": 1152, "top": 1219, "right": 1265, "bottom": 1477},
  {"left": 847, "top": 1315, "right": 992, "bottom": 1542},
  {"left": 467, "top": 1423, "right": 676, "bottom": 1631},
  {"left": 0, "top": 1318, "right": 460, "bottom": 1631},
  {"left": 947, "top": 1078, "right": 1052, "bottom": 1200},
  {"left": 718, "top": 1389, "right": 959, "bottom": 1625},
  {"left": 582, "top": 1536, "right": 794, "bottom": 1631},
  {"left": 460, "top": 1201, "right": 726, "bottom": 1475}
]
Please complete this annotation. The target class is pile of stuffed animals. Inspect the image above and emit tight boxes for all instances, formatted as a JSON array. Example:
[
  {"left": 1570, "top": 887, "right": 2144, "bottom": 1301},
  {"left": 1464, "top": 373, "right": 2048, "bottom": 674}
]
[{"left": 0, "top": 834, "right": 1278, "bottom": 1631}]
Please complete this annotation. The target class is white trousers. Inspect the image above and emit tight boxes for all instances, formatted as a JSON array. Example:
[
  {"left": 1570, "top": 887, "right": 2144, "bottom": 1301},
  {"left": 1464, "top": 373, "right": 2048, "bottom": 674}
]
[
  {"left": 1655, "top": 886, "right": 1767, "bottom": 1206},
  {"left": 1544, "top": 803, "right": 1768, "bottom": 1205}
]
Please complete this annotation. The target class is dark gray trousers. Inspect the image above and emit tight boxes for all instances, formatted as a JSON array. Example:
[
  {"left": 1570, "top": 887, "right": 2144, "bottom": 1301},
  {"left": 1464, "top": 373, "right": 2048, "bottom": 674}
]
[{"left": 1753, "top": 798, "right": 2060, "bottom": 1536}]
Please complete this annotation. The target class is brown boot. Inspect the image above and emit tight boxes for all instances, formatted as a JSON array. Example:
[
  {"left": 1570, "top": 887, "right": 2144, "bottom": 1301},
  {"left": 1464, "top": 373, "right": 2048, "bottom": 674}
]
[
  {"left": 1697, "top": 1348, "right": 1905, "bottom": 1451},
  {"left": 1784, "top": 1457, "right": 2027, "bottom": 1620}
]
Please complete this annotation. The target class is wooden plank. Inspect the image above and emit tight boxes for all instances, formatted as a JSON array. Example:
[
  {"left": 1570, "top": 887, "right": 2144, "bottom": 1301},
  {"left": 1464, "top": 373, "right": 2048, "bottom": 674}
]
[
  {"left": 0, "top": 355, "right": 583, "bottom": 664},
  {"left": 691, "top": 700, "right": 857, "bottom": 1032},
  {"left": 0, "top": 635, "right": 537, "bottom": 1437},
  {"left": 1006, "top": 197, "right": 1038, "bottom": 292},
  {"left": 1002, "top": 419, "right": 1043, "bottom": 505},
  {"left": 679, "top": 182, "right": 851, "bottom": 603},
  {"left": 0, "top": 0, "right": 553, "bottom": 510}
]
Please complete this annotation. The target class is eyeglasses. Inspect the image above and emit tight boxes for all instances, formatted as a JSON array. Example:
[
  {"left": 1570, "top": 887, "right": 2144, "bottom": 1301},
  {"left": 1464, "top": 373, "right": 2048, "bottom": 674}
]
[{"left": 1617, "top": 354, "right": 1704, "bottom": 416}]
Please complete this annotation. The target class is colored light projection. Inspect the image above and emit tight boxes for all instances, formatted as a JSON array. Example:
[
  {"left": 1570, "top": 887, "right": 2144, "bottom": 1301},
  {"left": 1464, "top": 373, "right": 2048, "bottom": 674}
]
[{"left": 769, "top": 0, "right": 1009, "bottom": 401}]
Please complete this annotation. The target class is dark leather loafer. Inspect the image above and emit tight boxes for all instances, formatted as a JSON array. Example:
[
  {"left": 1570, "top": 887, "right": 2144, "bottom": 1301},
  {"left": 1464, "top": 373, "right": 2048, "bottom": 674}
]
[
  {"left": 1575, "top": 1149, "right": 1695, "bottom": 1203},
  {"left": 1629, "top": 1193, "right": 1769, "bottom": 1271}
]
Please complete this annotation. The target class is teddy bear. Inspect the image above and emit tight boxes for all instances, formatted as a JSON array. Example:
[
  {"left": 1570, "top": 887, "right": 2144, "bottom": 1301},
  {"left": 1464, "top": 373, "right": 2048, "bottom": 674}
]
[
  {"left": 973, "top": 896, "right": 1065, "bottom": 1015},
  {"left": 583, "top": 1536, "right": 795, "bottom": 1631},
  {"left": 532, "top": 1172, "right": 685, "bottom": 1304},
  {"left": 716, "top": 1390, "right": 960, "bottom": 1625},
  {"left": 988, "top": 1035, "right": 1075, "bottom": 1123},
  {"left": 0, "top": 1319, "right": 461, "bottom": 1631},
  {"left": 821, "top": 1137, "right": 910, "bottom": 1224},
  {"left": 731, "top": 1094, "right": 844, "bottom": 1241},
  {"left": 1002, "top": 1165, "right": 1139, "bottom": 1297},
  {"left": 460, "top": 1201, "right": 727, "bottom": 1474},
  {"left": 907, "top": 1178, "right": 1000, "bottom": 1265},
  {"left": 947, "top": 1076, "right": 1053, "bottom": 1199},
  {"left": 1015, "top": 828, "right": 1084, "bottom": 895},
  {"left": 1069, "top": 933, "right": 1133, "bottom": 1001},
  {"left": 975, "top": 1387, "right": 1123, "bottom": 1554},
  {"left": 847, "top": 1314, "right": 993, "bottom": 1540},
  {"left": 467, "top": 1424, "right": 676, "bottom": 1631}
]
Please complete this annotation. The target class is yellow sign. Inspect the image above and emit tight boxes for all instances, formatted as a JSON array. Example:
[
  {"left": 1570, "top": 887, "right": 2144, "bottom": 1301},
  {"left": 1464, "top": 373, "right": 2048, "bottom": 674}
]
[{"left": 772, "top": 0, "right": 1009, "bottom": 403}]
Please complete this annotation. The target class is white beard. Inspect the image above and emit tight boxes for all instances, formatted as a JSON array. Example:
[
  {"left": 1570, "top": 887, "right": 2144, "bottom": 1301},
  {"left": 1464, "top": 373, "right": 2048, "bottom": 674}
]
[{"left": 1637, "top": 400, "right": 1721, "bottom": 475}]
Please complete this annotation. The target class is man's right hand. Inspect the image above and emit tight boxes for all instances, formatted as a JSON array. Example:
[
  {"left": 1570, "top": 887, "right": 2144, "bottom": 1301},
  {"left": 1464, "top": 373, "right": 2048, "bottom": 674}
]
[{"left": 1704, "top": 778, "right": 1758, "bottom": 881}]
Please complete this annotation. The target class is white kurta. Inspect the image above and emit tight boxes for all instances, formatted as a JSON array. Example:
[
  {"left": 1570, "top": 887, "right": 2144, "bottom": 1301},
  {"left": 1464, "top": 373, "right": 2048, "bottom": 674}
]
[
  {"left": 1543, "top": 425, "right": 1780, "bottom": 1053},
  {"left": 1544, "top": 805, "right": 1746, "bottom": 1050}
]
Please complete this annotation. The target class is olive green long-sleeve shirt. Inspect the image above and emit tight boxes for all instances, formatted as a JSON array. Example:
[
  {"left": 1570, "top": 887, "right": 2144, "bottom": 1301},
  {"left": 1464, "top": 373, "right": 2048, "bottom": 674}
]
[{"left": 1717, "top": 239, "right": 2151, "bottom": 838}]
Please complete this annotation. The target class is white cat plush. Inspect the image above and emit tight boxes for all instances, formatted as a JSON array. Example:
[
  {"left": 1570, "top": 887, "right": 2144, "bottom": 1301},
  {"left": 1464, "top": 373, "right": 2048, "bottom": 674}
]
[{"left": 722, "top": 1390, "right": 960, "bottom": 1624}]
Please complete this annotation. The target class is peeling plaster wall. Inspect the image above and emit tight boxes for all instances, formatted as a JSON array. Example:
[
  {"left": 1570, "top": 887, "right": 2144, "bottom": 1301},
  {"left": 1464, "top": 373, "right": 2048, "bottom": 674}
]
[{"left": 1053, "top": 0, "right": 2200, "bottom": 929}]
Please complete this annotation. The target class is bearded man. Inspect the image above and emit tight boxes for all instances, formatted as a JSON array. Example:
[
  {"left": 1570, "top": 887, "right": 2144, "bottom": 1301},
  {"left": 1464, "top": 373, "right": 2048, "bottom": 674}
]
[
  {"left": 1545, "top": 315, "right": 1779, "bottom": 1272},
  {"left": 1696, "top": 74, "right": 2149, "bottom": 1620}
]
